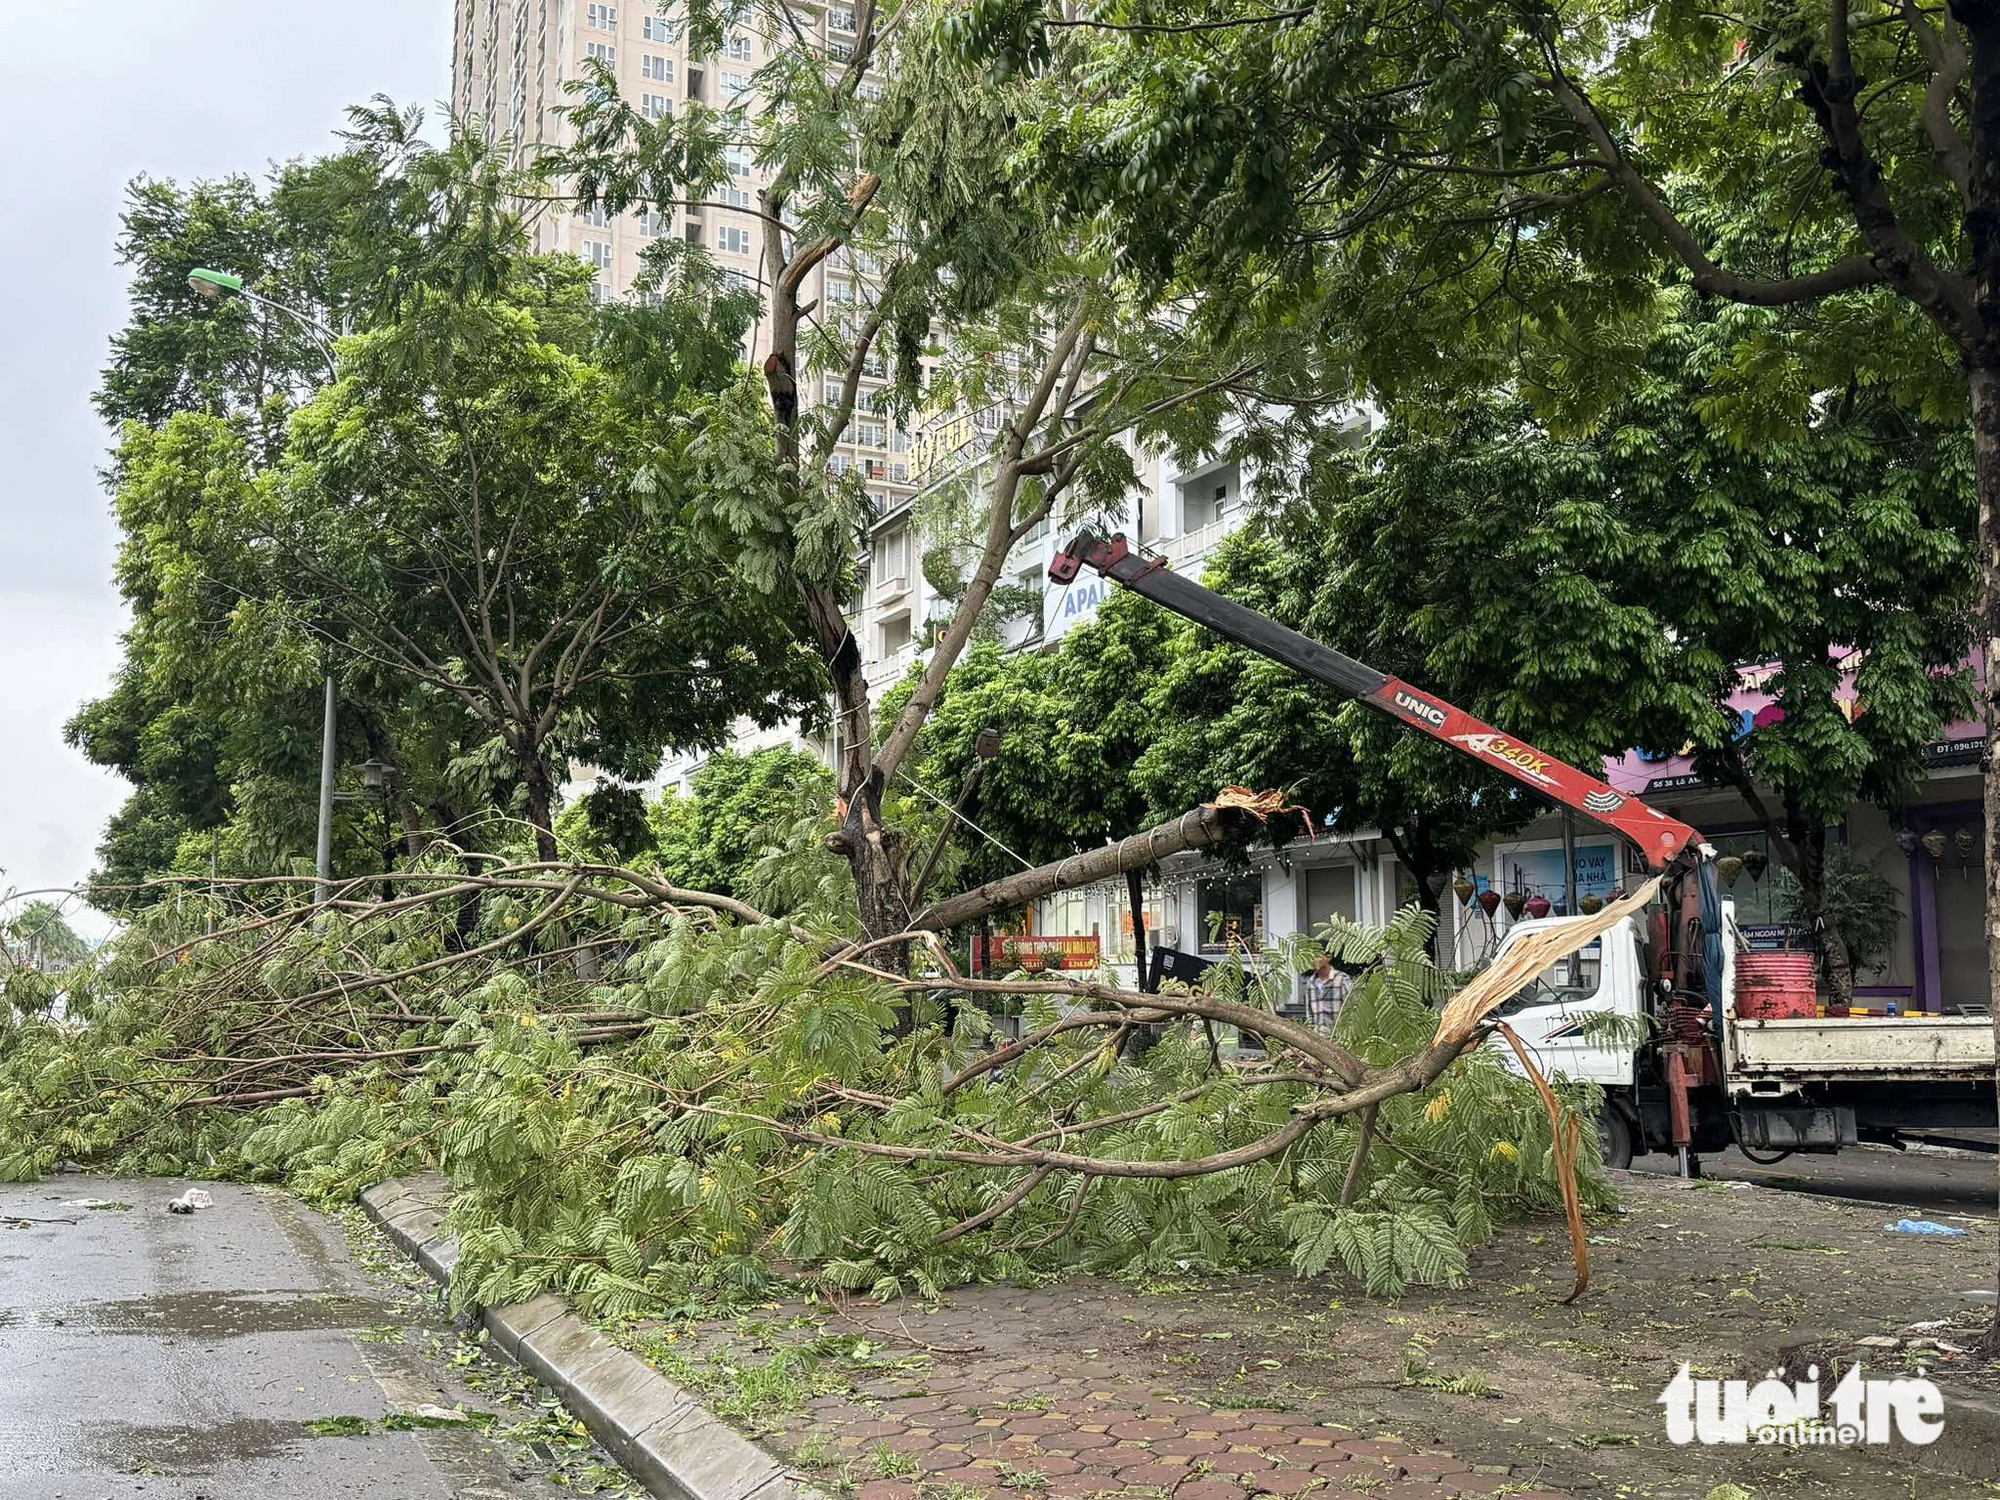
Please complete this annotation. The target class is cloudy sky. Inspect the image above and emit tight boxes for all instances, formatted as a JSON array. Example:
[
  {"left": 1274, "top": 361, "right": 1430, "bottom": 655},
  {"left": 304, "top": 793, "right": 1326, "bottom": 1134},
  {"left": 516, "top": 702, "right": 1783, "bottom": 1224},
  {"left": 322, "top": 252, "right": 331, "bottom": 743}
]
[{"left": 0, "top": 4, "right": 450, "bottom": 937}]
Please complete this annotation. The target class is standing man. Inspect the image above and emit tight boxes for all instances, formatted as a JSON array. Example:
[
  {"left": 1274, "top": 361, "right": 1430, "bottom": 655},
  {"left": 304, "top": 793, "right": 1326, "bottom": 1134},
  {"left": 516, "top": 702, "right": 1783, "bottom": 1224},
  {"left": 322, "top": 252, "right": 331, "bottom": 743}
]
[{"left": 1303, "top": 951, "right": 1351, "bottom": 1035}]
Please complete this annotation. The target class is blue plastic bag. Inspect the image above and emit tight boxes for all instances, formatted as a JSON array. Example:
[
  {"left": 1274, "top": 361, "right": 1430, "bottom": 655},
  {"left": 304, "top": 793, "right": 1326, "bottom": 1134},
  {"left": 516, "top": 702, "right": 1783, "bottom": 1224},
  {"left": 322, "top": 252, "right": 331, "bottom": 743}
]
[{"left": 1884, "top": 1218, "right": 1968, "bottom": 1237}]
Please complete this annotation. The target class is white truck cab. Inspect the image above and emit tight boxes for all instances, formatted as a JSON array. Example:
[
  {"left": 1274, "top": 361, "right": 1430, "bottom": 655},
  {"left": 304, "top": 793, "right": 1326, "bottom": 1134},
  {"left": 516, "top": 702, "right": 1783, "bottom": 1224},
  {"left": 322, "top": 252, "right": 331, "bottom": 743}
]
[
  {"left": 1485, "top": 914, "right": 1646, "bottom": 1090},
  {"left": 1481, "top": 902, "right": 1994, "bottom": 1168}
]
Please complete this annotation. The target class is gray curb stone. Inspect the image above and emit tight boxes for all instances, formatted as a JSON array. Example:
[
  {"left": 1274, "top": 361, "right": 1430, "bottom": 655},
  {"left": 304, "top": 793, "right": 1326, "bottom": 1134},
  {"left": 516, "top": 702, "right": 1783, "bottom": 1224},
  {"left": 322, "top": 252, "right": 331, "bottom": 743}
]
[{"left": 358, "top": 1178, "right": 819, "bottom": 1500}]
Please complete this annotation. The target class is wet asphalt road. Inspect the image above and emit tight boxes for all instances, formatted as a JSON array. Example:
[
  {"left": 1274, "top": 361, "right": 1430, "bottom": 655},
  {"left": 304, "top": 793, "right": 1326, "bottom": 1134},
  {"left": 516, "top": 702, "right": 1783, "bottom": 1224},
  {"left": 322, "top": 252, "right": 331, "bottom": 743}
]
[
  {"left": 0, "top": 1178, "right": 614, "bottom": 1499},
  {"left": 1632, "top": 1142, "right": 2000, "bottom": 1218}
]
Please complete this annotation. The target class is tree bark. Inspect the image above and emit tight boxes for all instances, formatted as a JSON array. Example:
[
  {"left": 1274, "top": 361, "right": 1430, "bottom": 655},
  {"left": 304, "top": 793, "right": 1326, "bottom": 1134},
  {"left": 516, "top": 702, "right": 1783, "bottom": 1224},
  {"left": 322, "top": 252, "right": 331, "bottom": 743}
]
[
  {"left": 523, "top": 755, "right": 559, "bottom": 863},
  {"left": 1782, "top": 804, "right": 1856, "bottom": 1012},
  {"left": 1383, "top": 825, "right": 1445, "bottom": 958},
  {"left": 910, "top": 804, "right": 1265, "bottom": 934}
]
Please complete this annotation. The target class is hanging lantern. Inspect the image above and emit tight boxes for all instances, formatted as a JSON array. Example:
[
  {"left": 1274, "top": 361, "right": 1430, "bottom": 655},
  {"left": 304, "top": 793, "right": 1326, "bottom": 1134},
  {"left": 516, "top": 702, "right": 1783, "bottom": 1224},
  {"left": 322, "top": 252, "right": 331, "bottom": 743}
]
[
  {"left": 1896, "top": 827, "right": 1921, "bottom": 858},
  {"left": 1454, "top": 876, "right": 1476, "bottom": 907},
  {"left": 1579, "top": 894, "right": 1604, "bottom": 915},
  {"left": 1956, "top": 826, "right": 1976, "bottom": 860},
  {"left": 1716, "top": 855, "right": 1745, "bottom": 889},
  {"left": 1525, "top": 895, "right": 1552, "bottom": 919},
  {"left": 1504, "top": 891, "right": 1527, "bottom": 918},
  {"left": 1742, "top": 849, "right": 1770, "bottom": 883},
  {"left": 1922, "top": 830, "right": 1948, "bottom": 860},
  {"left": 1477, "top": 888, "right": 1502, "bottom": 917}
]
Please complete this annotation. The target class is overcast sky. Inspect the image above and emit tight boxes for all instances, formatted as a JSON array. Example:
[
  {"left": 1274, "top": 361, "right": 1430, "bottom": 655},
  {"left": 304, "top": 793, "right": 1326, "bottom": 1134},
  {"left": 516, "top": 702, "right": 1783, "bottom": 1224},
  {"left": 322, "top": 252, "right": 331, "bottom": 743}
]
[{"left": 0, "top": 4, "right": 450, "bottom": 937}]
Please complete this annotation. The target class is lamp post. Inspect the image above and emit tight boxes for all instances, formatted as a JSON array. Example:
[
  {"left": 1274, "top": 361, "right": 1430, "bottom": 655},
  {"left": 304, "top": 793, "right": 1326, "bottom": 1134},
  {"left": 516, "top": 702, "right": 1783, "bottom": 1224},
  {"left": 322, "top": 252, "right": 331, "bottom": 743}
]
[{"left": 187, "top": 268, "right": 343, "bottom": 901}]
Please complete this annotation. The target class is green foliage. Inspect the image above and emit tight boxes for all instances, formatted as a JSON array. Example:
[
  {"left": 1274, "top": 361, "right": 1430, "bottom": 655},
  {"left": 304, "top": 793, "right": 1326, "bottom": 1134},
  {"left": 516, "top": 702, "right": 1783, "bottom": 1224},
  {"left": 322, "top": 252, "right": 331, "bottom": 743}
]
[
  {"left": 1772, "top": 847, "right": 1903, "bottom": 978},
  {"left": 4, "top": 903, "right": 92, "bottom": 971},
  {"left": 0, "top": 882, "right": 1606, "bottom": 1317},
  {"left": 649, "top": 749, "right": 837, "bottom": 899},
  {"left": 74, "top": 107, "right": 826, "bottom": 888}
]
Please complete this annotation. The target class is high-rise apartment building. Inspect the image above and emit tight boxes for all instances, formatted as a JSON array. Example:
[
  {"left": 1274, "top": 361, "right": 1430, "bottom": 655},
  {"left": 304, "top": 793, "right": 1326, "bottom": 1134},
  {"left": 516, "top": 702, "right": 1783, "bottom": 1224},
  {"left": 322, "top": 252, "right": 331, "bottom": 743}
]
[{"left": 449, "top": 0, "right": 913, "bottom": 521}]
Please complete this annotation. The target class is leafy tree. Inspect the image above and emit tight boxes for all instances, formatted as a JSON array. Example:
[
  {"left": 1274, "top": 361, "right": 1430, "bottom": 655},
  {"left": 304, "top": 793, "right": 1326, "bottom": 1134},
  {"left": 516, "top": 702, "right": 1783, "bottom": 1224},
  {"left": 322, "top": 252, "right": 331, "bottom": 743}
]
[
  {"left": 3, "top": 904, "right": 91, "bottom": 973},
  {"left": 1277, "top": 308, "right": 1974, "bottom": 1001},
  {"left": 75, "top": 141, "right": 500, "bottom": 899},
  {"left": 650, "top": 748, "right": 836, "bottom": 897},
  {"left": 75, "top": 109, "right": 822, "bottom": 885},
  {"left": 546, "top": 0, "right": 1292, "bottom": 952},
  {"left": 266, "top": 260, "right": 825, "bottom": 861},
  {"left": 962, "top": 0, "right": 2000, "bottom": 1267}
]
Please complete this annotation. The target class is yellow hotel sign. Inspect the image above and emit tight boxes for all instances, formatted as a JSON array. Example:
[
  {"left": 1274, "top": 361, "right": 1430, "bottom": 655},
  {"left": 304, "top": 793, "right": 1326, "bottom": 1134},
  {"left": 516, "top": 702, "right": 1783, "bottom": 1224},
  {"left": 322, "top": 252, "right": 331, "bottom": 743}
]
[{"left": 909, "top": 409, "right": 979, "bottom": 483}]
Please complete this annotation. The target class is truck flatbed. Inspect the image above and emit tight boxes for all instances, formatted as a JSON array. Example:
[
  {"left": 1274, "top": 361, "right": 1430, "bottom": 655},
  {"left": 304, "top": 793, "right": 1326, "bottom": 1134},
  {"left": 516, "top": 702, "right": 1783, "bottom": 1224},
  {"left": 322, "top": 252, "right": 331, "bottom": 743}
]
[{"left": 1725, "top": 1012, "right": 1995, "bottom": 1087}]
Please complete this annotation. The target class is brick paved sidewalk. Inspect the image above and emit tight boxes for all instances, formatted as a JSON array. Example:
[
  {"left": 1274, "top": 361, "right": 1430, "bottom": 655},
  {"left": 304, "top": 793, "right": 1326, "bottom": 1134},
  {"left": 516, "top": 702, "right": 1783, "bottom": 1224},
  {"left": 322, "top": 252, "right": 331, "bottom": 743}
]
[
  {"left": 824, "top": 1384, "right": 1567, "bottom": 1500},
  {"left": 662, "top": 1288, "right": 1580, "bottom": 1500}
]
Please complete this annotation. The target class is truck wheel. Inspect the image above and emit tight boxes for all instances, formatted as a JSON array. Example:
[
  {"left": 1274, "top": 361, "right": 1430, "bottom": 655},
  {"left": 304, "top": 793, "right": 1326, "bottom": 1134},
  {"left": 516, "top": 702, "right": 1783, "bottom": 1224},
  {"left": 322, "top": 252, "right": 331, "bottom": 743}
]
[{"left": 1596, "top": 1106, "right": 1635, "bottom": 1170}]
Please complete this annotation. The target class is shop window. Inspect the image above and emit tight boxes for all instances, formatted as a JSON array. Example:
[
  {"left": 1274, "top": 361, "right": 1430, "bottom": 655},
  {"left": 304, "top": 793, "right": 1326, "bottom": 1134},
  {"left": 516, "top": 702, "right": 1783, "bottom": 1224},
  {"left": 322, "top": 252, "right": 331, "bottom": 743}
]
[
  {"left": 1110, "top": 881, "right": 1165, "bottom": 964},
  {"left": 1199, "top": 874, "right": 1263, "bottom": 954},
  {"left": 1712, "top": 830, "right": 1792, "bottom": 933}
]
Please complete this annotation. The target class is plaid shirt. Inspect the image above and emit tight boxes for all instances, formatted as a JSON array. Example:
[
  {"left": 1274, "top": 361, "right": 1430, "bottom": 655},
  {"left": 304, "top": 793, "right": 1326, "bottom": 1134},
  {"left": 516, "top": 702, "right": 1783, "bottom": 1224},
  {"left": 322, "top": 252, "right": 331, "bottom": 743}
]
[{"left": 1303, "top": 968, "right": 1351, "bottom": 1034}]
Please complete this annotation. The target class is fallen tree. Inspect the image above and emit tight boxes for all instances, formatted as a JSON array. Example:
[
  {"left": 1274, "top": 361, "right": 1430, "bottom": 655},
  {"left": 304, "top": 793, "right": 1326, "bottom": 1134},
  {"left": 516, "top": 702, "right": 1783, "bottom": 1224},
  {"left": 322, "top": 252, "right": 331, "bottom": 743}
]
[{"left": 0, "top": 821, "right": 1631, "bottom": 1315}]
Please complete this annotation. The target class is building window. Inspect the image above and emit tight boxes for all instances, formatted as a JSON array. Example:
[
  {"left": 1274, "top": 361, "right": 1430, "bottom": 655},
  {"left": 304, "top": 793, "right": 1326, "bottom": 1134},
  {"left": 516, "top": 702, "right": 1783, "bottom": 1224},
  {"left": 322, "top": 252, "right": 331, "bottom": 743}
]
[
  {"left": 585, "top": 41, "right": 616, "bottom": 65},
  {"left": 640, "top": 209, "right": 670, "bottom": 237},
  {"left": 643, "top": 14, "right": 671, "bottom": 42},
  {"left": 828, "top": 39, "right": 852, "bottom": 61},
  {"left": 720, "top": 183, "right": 751, "bottom": 209},
  {"left": 642, "top": 92, "right": 671, "bottom": 119},
  {"left": 642, "top": 53, "right": 672, "bottom": 80},
  {"left": 858, "top": 79, "right": 885, "bottom": 101},
  {"left": 828, "top": 6, "right": 857, "bottom": 31},
  {"left": 890, "top": 461, "right": 910, "bottom": 484},
  {"left": 827, "top": 278, "right": 856, "bottom": 304},
  {"left": 589, "top": 280, "right": 611, "bottom": 305},
  {"left": 1198, "top": 875, "right": 1263, "bottom": 954},
  {"left": 716, "top": 225, "right": 751, "bottom": 255},
  {"left": 580, "top": 203, "right": 610, "bottom": 228},
  {"left": 586, "top": 3, "right": 617, "bottom": 29},
  {"left": 879, "top": 611, "right": 913, "bottom": 656},
  {"left": 687, "top": 67, "right": 705, "bottom": 100},
  {"left": 725, "top": 33, "right": 752, "bottom": 60},
  {"left": 721, "top": 70, "right": 751, "bottom": 97},
  {"left": 584, "top": 239, "right": 613, "bottom": 270},
  {"left": 853, "top": 418, "right": 886, "bottom": 447},
  {"left": 872, "top": 525, "right": 909, "bottom": 590},
  {"left": 725, "top": 146, "right": 753, "bottom": 179}
]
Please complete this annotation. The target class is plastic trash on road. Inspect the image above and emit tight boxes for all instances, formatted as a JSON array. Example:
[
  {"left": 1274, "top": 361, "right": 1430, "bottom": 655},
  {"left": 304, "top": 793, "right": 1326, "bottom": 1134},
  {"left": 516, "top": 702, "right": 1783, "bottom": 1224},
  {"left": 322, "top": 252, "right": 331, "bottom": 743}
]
[
  {"left": 165, "top": 1188, "right": 215, "bottom": 1215},
  {"left": 1885, "top": 1217, "right": 1968, "bottom": 1236}
]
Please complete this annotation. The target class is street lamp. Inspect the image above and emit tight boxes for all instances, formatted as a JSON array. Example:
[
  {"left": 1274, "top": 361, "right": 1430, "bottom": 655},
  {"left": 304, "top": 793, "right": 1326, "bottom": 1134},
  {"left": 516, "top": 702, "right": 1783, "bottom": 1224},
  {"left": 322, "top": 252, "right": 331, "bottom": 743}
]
[
  {"left": 186, "top": 267, "right": 242, "bottom": 300},
  {"left": 186, "top": 267, "right": 343, "bottom": 901}
]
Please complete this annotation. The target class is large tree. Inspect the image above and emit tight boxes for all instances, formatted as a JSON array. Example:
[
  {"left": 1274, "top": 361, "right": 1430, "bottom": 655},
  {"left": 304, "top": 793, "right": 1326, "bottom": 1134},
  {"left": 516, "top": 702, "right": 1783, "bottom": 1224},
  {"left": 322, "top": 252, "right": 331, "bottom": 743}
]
[
  {"left": 1283, "top": 309, "right": 1976, "bottom": 1002},
  {"left": 962, "top": 0, "right": 2000, "bottom": 1056},
  {"left": 547, "top": 0, "right": 1294, "bottom": 954},
  {"left": 266, "top": 263, "right": 824, "bottom": 861}
]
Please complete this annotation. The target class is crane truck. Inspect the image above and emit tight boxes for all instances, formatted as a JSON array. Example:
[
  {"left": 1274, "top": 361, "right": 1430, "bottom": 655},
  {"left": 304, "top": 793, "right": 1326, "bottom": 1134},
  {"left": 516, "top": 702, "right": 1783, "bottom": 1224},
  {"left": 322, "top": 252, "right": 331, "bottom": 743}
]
[{"left": 1049, "top": 531, "right": 1997, "bottom": 1172}]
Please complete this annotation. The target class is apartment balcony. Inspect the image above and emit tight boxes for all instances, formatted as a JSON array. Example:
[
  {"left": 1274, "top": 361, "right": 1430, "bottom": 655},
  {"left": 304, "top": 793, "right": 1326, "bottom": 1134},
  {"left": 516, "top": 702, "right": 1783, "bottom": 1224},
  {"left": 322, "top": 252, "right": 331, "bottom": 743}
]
[
  {"left": 1161, "top": 515, "right": 1234, "bottom": 571},
  {"left": 864, "top": 640, "right": 921, "bottom": 693}
]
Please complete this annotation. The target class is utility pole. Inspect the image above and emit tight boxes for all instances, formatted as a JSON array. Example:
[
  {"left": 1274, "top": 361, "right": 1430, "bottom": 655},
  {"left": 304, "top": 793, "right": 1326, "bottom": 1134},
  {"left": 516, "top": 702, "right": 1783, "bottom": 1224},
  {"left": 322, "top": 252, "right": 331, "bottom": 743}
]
[
  {"left": 187, "top": 269, "right": 344, "bottom": 906},
  {"left": 315, "top": 674, "right": 338, "bottom": 904}
]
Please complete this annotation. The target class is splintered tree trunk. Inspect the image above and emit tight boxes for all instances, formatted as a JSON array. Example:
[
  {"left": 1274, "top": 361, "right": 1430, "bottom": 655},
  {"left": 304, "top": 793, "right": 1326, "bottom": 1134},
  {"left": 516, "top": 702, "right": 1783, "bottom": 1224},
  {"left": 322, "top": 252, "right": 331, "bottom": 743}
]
[{"left": 1971, "top": 361, "right": 2000, "bottom": 1352}]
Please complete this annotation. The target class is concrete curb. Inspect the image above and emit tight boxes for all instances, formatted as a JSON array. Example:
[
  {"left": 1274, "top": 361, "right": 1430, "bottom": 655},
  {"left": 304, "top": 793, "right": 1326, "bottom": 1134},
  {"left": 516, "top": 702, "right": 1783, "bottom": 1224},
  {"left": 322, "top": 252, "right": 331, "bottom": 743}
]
[{"left": 359, "top": 1175, "right": 816, "bottom": 1500}]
